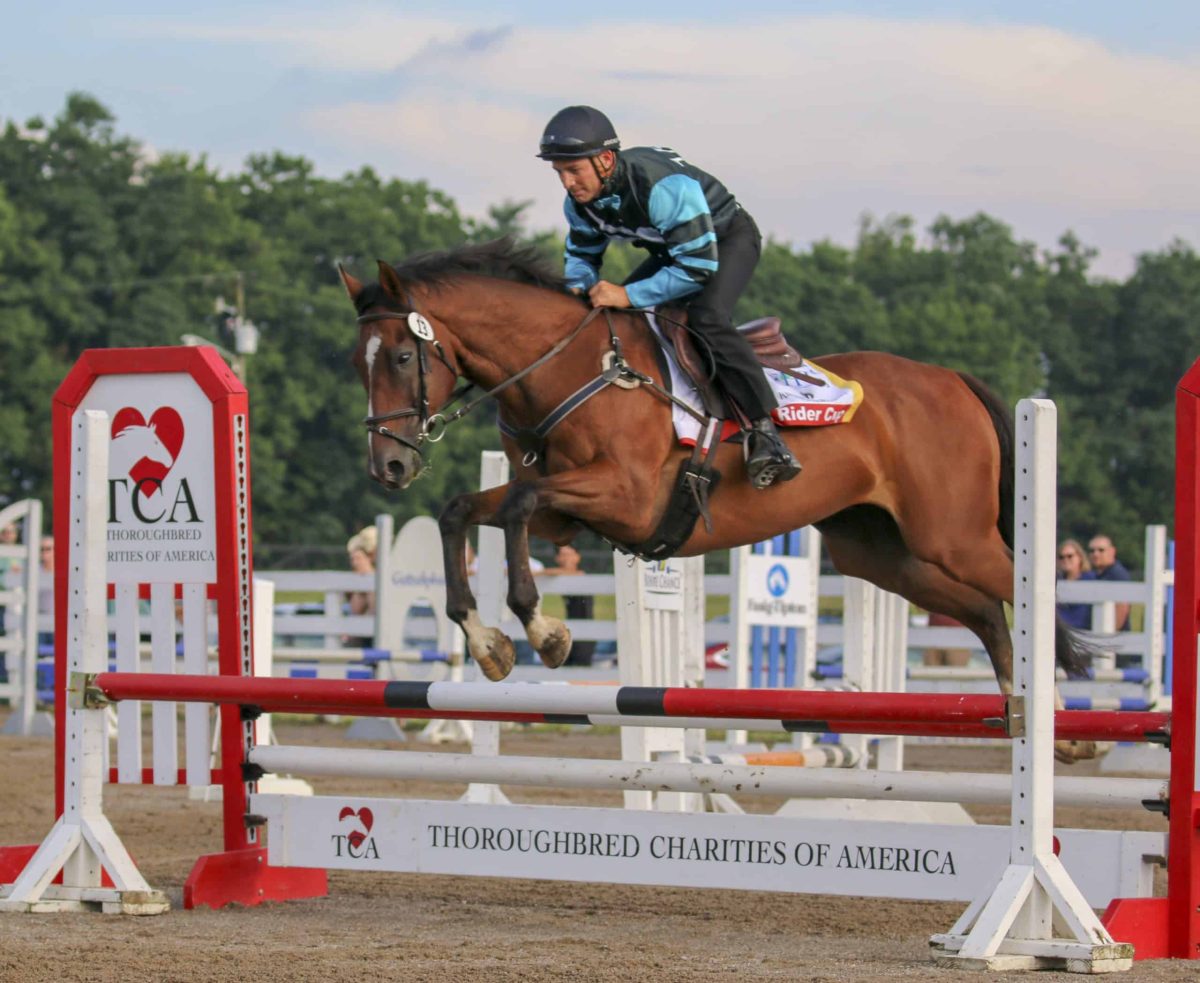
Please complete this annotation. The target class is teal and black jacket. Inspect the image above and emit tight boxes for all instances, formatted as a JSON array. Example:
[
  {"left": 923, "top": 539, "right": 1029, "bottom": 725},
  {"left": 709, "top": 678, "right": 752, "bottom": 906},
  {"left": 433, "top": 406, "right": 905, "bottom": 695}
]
[{"left": 562, "top": 146, "right": 742, "bottom": 308}]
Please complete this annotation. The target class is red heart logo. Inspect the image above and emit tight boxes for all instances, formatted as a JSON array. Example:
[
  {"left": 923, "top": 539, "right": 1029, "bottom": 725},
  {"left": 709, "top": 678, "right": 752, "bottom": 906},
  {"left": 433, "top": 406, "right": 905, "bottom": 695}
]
[
  {"left": 111, "top": 407, "right": 184, "bottom": 500},
  {"left": 337, "top": 806, "right": 374, "bottom": 850}
]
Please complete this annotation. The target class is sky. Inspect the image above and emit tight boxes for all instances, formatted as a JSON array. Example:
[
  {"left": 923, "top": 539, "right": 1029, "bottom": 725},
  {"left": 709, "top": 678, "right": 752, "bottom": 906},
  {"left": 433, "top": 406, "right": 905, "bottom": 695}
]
[{"left": 2, "top": 1, "right": 1198, "bottom": 278}]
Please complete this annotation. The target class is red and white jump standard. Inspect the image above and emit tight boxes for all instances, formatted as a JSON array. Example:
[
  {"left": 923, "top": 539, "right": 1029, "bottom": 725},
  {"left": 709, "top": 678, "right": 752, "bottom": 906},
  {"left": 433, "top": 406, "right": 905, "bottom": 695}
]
[
  {"left": 0, "top": 348, "right": 324, "bottom": 910},
  {"left": 1101, "top": 360, "right": 1200, "bottom": 958}
]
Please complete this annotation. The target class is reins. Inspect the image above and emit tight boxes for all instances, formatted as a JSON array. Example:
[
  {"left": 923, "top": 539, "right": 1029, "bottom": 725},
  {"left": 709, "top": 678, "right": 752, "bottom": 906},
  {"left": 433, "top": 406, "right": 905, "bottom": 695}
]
[{"left": 357, "top": 298, "right": 711, "bottom": 469}]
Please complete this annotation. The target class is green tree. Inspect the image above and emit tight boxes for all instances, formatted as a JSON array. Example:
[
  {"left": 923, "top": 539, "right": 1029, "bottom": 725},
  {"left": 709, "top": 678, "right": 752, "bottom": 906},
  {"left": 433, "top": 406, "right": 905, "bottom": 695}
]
[{"left": 0, "top": 92, "right": 1193, "bottom": 571}]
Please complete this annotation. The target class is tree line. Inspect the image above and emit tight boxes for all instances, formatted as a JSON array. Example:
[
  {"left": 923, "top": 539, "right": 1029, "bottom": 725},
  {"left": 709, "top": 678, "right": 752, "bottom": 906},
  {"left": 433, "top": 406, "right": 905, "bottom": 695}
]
[{"left": 2, "top": 94, "right": 1197, "bottom": 570}]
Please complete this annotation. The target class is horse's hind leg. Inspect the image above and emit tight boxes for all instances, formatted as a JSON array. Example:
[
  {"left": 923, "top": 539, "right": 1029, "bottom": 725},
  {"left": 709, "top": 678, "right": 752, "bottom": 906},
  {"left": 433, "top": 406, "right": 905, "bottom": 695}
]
[
  {"left": 820, "top": 508, "right": 1014, "bottom": 677},
  {"left": 818, "top": 509, "right": 1095, "bottom": 762}
]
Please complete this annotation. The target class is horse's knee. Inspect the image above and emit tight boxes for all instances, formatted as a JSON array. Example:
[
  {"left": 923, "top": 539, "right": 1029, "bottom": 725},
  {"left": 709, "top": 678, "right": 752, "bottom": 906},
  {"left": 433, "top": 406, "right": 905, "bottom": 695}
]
[
  {"left": 499, "top": 482, "right": 539, "bottom": 528},
  {"left": 438, "top": 494, "right": 474, "bottom": 535}
]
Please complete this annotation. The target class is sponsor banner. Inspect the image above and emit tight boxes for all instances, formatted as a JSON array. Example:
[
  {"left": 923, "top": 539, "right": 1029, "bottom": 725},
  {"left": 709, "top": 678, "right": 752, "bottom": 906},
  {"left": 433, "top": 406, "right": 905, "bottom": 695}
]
[
  {"left": 743, "top": 554, "right": 812, "bottom": 626},
  {"left": 640, "top": 559, "right": 683, "bottom": 612},
  {"left": 250, "top": 794, "right": 1160, "bottom": 907},
  {"left": 78, "top": 373, "right": 217, "bottom": 584},
  {"left": 388, "top": 516, "right": 446, "bottom": 594}
]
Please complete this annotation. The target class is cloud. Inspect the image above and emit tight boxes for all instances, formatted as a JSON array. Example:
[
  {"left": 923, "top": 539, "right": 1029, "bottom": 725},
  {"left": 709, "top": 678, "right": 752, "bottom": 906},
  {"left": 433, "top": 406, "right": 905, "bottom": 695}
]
[
  {"left": 107, "top": 10, "right": 502, "bottom": 73},
  {"left": 119, "top": 9, "right": 1200, "bottom": 274}
]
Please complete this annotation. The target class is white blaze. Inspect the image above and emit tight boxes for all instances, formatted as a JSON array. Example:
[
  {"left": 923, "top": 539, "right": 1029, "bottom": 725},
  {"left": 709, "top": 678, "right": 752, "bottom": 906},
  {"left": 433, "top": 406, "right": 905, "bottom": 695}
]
[{"left": 365, "top": 332, "right": 382, "bottom": 458}]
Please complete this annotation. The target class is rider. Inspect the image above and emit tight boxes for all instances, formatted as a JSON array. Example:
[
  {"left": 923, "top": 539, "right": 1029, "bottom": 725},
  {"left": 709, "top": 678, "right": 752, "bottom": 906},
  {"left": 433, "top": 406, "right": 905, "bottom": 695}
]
[{"left": 537, "top": 105, "right": 802, "bottom": 489}]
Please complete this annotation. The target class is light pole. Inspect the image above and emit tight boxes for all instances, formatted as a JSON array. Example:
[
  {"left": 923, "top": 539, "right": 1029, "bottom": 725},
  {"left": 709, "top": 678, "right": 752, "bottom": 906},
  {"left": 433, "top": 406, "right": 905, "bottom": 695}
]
[{"left": 181, "top": 285, "right": 260, "bottom": 381}]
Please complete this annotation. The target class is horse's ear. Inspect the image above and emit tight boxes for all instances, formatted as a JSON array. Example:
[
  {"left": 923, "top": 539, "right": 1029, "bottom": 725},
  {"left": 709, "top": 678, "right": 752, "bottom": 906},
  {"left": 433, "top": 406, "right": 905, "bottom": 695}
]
[
  {"left": 338, "top": 264, "right": 364, "bottom": 302},
  {"left": 376, "top": 260, "right": 407, "bottom": 303}
]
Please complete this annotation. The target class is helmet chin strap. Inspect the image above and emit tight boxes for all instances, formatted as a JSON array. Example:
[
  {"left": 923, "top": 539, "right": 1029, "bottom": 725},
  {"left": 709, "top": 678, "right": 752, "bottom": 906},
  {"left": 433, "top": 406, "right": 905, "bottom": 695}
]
[{"left": 589, "top": 151, "right": 616, "bottom": 194}]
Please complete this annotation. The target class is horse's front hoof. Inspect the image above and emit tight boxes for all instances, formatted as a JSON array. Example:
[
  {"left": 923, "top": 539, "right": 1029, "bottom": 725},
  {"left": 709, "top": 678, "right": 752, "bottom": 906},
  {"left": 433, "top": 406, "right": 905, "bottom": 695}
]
[
  {"left": 534, "top": 617, "right": 572, "bottom": 669},
  {"left": 470, "top": 629, "right": 516, "bottom": 681},
  {"left": 1054, "top": 739, "right": 1097, "bottom": 764}
]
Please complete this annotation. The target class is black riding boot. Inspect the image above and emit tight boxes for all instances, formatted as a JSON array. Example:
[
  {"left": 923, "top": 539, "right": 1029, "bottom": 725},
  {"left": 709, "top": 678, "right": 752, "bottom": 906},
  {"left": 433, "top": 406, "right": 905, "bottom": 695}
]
[{"left": 745, "top": 417, "right": 802, "bottom": 489}]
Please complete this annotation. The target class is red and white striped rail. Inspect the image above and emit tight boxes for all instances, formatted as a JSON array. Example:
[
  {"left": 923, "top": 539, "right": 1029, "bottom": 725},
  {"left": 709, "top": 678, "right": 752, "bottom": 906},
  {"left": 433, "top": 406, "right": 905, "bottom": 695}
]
[{"left": 82, "top": 673, "right": 1170, "bottom": 746}]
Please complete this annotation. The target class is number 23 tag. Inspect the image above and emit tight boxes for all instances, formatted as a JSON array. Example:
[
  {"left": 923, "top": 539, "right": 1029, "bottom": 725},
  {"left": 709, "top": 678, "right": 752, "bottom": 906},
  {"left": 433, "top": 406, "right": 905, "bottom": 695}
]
[{"left": 408, "top": 312, "right": 435, "bottom": 340}]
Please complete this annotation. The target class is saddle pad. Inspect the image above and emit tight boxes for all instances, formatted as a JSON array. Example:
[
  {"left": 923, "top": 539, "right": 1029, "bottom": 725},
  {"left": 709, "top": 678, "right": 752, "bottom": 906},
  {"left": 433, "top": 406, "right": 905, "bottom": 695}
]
[{"left": 645, "top": 314, "right": 864, "bottom": 446}]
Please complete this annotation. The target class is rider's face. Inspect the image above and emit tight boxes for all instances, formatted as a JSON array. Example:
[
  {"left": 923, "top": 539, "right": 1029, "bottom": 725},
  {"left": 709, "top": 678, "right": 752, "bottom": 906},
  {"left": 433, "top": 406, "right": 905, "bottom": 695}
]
[{"left": 551, "top": 152, "right": 613, "bottom": 204}]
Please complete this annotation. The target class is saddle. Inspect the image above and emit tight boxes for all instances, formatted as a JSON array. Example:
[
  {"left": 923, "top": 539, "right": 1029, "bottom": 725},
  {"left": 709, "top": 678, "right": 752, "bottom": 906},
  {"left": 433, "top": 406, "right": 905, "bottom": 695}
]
[
  {"left": 619, "top": 308, "right": 813, "bottom": 562},
  {"left": 656, "top": 306, "right": 824, "bottom": 416}
]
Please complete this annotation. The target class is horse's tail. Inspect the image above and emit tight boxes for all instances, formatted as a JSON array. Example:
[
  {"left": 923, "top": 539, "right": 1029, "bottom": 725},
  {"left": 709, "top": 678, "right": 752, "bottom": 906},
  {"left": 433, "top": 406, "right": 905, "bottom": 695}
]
[
  {"left": 956, "top": 372, "right": 1015, "bottom": 549},
  {"left": 957, "top": 371, "right": 1091, "bottom": 676}
]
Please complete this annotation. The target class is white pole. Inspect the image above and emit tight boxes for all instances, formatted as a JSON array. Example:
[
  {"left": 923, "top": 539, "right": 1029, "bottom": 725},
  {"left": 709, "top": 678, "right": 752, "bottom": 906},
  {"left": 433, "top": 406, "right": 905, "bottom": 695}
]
[
  {"left": 726, "top": 544, "right": 751, "bottom": 748},
  {"left": 460, "top": 450, "right": 509, "bottom": 800},
  {"left": 0, "top": 411, "right": 167, "bottom": 913},
  {"left": 246, "top": 744, "right": 1161, "bottom": 809},
  {"left": 931, "top": 398, "right": 1132, "bottom": 971},
  {"left": 17, "top": 499, "right": 42, "bottom": 737},
  {"left": 0, "top": 499, "right": 46, "bottom": 737}
]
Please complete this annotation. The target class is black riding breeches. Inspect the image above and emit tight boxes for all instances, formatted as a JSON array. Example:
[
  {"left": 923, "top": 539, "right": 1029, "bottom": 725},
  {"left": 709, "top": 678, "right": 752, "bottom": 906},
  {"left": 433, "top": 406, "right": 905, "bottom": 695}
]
[{"left": 624, "top": 209, "right": 775, "bottom": 420}]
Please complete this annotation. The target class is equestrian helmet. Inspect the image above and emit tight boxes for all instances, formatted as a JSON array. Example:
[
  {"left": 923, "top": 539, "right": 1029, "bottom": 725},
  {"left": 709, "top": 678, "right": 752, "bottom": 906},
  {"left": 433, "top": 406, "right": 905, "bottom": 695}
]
[{"left": 536, "top": 106, "right": 620, "bottom": 160}]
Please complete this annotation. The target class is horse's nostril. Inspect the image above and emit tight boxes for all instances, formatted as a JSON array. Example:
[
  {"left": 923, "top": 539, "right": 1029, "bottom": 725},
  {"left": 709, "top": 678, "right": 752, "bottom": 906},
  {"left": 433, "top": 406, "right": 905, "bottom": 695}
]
[{"left": 385, "top": 458, "right": 406, "bottom": 482}]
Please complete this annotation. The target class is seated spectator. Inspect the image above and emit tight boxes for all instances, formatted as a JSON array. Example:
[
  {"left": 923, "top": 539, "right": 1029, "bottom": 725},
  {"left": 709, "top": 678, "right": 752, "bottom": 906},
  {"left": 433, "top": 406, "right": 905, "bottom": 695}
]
[
  {"left": 1056, "top": 538, "right": 1095, "bottom": 630},
  {"left": 1087, "top": 534, "right": 1131, "bottom": 631}
]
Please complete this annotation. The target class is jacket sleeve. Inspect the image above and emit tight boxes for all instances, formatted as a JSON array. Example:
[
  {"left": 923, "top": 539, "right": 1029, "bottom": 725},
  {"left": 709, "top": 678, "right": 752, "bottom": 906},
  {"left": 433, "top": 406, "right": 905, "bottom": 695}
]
[
  {"left": 624, "top": 173, "right": 717, "bottom": 308},
  {"left": 562, "top": 198, "right": 607, "bottom": 291}
]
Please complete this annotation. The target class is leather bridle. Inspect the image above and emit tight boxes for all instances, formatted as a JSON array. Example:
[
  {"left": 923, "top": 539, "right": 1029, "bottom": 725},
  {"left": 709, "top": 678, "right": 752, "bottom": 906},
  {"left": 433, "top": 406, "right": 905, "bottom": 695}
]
[
  {"left": 357, "top": 308, "right": 461, "bottom": 456},
  {"left": 356, "top": 298, "right": 706, "bottom": 472}
]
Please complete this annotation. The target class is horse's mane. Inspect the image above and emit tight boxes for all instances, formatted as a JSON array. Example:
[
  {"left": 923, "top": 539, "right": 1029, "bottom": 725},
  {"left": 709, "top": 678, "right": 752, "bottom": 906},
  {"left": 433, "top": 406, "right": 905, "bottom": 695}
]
[{"left": 354, "top": 237, "right": 571, "bottom": 313}]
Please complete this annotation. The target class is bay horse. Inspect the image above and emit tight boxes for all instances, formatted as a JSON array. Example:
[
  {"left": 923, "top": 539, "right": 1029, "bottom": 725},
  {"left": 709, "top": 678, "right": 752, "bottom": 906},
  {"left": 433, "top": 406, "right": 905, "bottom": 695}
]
[{"left": 340, "top": 239, "right": 1093, "bottom": 761}]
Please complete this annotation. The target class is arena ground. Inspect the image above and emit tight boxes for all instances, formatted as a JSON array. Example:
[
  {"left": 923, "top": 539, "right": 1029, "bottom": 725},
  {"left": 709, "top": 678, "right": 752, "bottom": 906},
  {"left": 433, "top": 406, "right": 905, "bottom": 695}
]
[{"left": 0, "top": 713, "right": 1194, "bottom": 982}]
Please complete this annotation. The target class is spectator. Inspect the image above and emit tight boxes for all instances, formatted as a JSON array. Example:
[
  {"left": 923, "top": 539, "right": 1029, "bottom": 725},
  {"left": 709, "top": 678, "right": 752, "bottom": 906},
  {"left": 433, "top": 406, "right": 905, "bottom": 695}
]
[
  {"left": 540, "top": 544, "right": 596, "bottom": 666},
  {"left": 36, "top": 536, "right": 54, "bottom": 648},
  {"left": 344, "top": 526, "right": 377, "bottom": 646},
  {"left": 1087, "top": 534, "right": 1131, "bottom": 631},
  {"left": 1056, "top": 539, "right": 1095, "bottom": 630}
]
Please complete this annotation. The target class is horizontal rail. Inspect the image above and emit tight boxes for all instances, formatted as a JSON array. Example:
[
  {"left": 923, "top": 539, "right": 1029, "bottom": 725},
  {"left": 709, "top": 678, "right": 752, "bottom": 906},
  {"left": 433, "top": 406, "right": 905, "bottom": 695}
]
[
  {"left": 254, "top": 703, "right": 1167, "bottom": 744},
  {"left": 247, "top": 745, "right": 1167, "bottom": 811},
  {"left": 83, "top": 674, "right": 1171, "bottom": 743},
  {"left": 87, "top": 674, "right": 1012, "bottom": 723}
]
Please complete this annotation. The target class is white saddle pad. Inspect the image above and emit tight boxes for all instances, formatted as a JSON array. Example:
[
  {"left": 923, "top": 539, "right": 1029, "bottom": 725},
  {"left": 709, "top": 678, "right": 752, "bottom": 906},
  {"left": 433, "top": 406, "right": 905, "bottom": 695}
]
[{"left": 645, "top": 313, "right": 864, "bottom": 446}]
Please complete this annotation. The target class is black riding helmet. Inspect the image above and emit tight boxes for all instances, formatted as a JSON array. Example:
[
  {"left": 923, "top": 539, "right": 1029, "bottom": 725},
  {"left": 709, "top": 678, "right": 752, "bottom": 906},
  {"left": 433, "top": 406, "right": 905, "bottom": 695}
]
[{"left": 536, "top": 106, "right": 620, "bottom": 160}]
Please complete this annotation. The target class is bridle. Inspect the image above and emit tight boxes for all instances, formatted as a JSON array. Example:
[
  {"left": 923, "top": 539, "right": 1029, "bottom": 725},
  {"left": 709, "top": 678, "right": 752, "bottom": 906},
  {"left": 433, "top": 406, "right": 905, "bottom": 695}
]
[
  {"left": 356, "top": 297, "right": 710, "bottom": 472},
  {"left": 357, "top": 307, "right": 462, "bottom": 456}
]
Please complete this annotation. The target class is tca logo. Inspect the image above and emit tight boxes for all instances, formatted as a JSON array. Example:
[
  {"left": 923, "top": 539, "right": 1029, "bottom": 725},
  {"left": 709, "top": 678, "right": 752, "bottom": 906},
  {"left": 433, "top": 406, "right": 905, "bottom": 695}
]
[
  {"left": 332, "top": 806, "right": 380, "bottom": 860},
  {"left": 105, "top": 407, "right": 201, "bottom": 525}
]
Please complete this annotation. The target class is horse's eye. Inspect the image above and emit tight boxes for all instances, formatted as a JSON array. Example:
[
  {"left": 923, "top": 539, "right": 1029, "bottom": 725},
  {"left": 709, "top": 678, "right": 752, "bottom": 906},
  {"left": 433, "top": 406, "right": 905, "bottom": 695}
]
[{"left": 396, "top": 351, "right": 414, "bottom": 366}]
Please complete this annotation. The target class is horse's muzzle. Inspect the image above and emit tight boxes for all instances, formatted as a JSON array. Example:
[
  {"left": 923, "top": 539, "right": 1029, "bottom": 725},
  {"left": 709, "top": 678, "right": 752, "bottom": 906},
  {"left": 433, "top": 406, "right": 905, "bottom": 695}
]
[{"left": 370, "top": 444, "right": 422, "bottom": 490}]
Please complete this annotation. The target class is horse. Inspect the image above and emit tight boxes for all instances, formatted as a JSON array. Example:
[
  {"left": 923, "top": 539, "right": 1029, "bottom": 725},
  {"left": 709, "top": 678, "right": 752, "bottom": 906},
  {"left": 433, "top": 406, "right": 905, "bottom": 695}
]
[{"left": 340, "top": 238, "right": 1094, "bottom": 762}]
